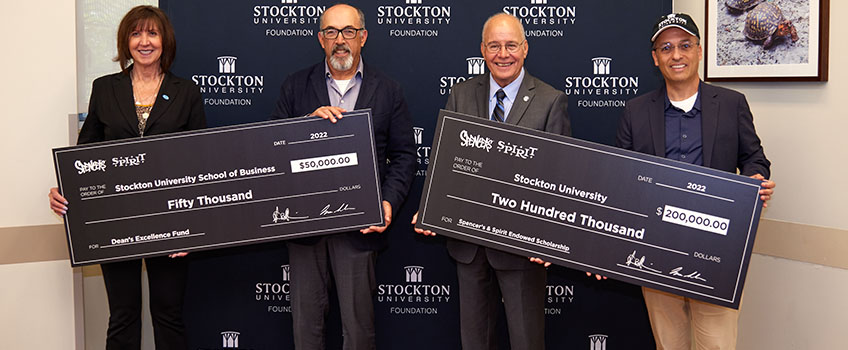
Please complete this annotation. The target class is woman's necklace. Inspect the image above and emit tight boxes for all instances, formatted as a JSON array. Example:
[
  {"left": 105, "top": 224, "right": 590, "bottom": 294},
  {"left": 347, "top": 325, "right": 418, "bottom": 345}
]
[{"left": 131, "top": 69, "right": 164, "bottom": 136}]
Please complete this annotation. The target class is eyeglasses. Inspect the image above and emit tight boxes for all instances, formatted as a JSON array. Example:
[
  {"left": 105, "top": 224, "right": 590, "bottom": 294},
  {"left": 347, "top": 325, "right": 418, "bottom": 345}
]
[
  {"left": 485, "top": 41, "right": 525, "bottom": 54},
  {"left": 320, "top": 26, "right": 363, "bottom": 40},
  {"left": 653, "top": 41, "right": 699, "bottom": 55}
]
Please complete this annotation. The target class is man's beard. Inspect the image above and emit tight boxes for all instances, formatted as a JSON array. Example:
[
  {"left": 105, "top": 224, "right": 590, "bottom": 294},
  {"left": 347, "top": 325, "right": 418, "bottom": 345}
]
[{"left": 329, "top": 43, "right": 354, "bottom": 71}]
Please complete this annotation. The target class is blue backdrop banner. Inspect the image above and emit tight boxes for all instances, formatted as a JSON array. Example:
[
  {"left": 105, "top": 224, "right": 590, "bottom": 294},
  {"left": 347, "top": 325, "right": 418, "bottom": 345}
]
[{"left": 160, "top": 0, "right": 671, "bottom": 348}]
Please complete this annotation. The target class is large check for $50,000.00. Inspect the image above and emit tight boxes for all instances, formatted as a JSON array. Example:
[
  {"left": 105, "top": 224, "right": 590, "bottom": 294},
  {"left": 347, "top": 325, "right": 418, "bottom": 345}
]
[
  {"left": 54, "top": 110, "right": 383, "bottom": 266},
  {"left": 416, "top": 110, "right": 763, "bottom": 309}
]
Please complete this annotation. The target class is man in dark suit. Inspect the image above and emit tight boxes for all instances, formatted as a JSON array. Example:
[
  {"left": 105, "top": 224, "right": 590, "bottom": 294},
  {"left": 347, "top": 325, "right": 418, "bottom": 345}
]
[
  {"left": 270, "top": 4, "right": 415, "bottom": 349},
  {"left": 616, "top": 13, "right": 775, "bottom": 350},
  {"left": 414, "top": 13, "right": 569, "bottom": 350}
]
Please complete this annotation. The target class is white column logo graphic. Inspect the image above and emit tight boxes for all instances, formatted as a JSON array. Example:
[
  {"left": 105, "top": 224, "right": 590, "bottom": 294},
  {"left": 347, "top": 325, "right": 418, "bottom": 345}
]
[
  {"left": 589, "top": 334, "right": 607, "bottom": 350},
  {"left": 592, "top": 57, "right": 612, "bottom": 75},
  {"left": 405, "top": 266, "right": 423, "bottom": 282},
  {"left": 413, "top": 127, "right": 424, "bottom": 144},
  {"left": 222, "top": 331, "right": 240, "bottom": 348},
  {"left": 218, "top": 56, "right": 237, "bottom": 74},
  {"left": 281, "top": 264, "right": 290, "bottom": 281},
  {"left": 467, "top": 57, "right": 486, "bottom": 75}
]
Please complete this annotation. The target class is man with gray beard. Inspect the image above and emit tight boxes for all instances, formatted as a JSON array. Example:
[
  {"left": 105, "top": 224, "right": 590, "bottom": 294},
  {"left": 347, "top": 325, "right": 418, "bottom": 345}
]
[{"left": 270, "top": 3, "right": 416, "bottom": 349}]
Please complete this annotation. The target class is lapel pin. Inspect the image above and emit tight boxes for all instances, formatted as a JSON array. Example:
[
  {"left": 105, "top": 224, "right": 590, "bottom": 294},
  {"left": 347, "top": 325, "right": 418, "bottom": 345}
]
[
  {"left": 163, "top": 94, "right": 170, "bottom": 101},
  {"left": 523, "top": 95, "right": 529, "bottom": 102}
]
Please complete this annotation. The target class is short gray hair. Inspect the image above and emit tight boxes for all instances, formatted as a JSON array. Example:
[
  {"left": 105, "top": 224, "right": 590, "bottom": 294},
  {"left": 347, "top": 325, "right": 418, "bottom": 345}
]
[
  {"left": 318, "top": 4, "right": 366, "bottom": 30},
  {"left": 481, "top": 13, "right": 525, "bottom": 43}
]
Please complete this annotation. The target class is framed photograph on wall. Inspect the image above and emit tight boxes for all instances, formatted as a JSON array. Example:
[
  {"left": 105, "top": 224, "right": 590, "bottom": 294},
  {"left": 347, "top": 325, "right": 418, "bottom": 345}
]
[{"left": 705, "top": 0, "right": 829, "bottom": 81}]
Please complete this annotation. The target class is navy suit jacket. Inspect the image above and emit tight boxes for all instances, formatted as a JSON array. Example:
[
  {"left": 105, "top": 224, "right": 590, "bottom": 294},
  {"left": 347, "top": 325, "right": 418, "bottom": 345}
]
[
  {"left": 616, "top": 82, "right": 770, "bottom": 178},
  {"left": 78, "top": 70, "right": 206, "bottom": 144},
  {"left": 444, "top": 72, "right": 571, "bottom": 269},
  {"left": 271, "top": 62, "right": 416, "bottom": 250}
]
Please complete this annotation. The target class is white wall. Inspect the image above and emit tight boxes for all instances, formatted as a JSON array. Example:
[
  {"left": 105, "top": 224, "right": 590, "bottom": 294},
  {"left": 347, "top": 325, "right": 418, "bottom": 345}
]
[
  {"left": 673, "top": 1, "right": 846, "bottom": 230},
  {"left": 0, "top": 1, "right": 78, "bottom": 349},
  {"left": 0, "top": 0, "right": 77, "bottom": 228},
  {"left": 673, "top": 1, "right": 848, "bottom": 348}
]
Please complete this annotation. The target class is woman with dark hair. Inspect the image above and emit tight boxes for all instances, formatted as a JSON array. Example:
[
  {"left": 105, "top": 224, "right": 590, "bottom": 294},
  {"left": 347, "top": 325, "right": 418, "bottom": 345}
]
[{"left": 48, "top": 5, "right": 205, "bottom": 349}]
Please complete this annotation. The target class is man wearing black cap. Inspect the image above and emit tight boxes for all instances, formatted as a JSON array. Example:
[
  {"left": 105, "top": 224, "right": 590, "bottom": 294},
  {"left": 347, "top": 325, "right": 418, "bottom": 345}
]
[{"left": 616, "top": 13, "right": 776, "bottom": 350}]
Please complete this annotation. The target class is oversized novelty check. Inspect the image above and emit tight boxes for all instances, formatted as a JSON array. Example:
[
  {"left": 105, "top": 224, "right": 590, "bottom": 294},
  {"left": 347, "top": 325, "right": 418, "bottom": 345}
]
[
  {"left": 416, "top": 110, "right": 764, "bottom": 309},
  {"left": 54, "top": 110, "right": 383, "bottom": 266}
]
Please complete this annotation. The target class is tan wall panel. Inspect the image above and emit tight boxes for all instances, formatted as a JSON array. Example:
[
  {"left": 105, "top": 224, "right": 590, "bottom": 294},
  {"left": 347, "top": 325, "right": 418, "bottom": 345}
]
[
  {"left": 753, "top": 219, "right": 848, "bottom": 270},
  {"left": 0, "top": 225, "right": 68, "bottom": 265}
]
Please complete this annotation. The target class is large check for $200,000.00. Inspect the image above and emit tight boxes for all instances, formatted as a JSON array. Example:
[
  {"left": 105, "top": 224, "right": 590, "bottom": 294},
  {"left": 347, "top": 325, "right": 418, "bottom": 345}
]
[
  {"left": 54, "top": 110, "right": 383, "bottom": 266},
  {"left": 417, "top": 110, "right": 764, "bottom": 309}
]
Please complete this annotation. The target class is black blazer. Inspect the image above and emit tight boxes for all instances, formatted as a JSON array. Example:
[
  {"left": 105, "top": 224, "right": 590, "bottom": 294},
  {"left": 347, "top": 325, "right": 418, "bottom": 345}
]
[
  {"left": 616, "top": 82, "right": 770, "bottom": 178},
  {"left": 271, "top": 62, "right": 416, "bottom": 250},
  {"left": 78, "top": 70, "right": 206, "bottom": 144}
]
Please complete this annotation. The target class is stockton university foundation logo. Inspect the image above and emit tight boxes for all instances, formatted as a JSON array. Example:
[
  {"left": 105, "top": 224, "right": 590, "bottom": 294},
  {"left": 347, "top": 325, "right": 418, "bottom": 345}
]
[
  {"left": 467, "top": 57, "right": 485, "bottom": 75},
  {"left": 281, "top": 264, "right": 290, "bottom": 281},
  {"left": 563, "top": 56, "right": 640, "bottom": 108},
  {"left": 218, "top": 56, "right": 237, "bottom": 74},
  {"left": 221, "top": 331, "right": 239, "bottom": 348},
  {"left": 589, "top": 334, "right": 608, "bottom": 350},
  {"left": 592, "top": 57, "right": 611, "bottom": 75},
  {"left": 377, "top": 264, "right": 452, "bottom": 315},
  {"left": 502, "top": 0, "right": 577, "bottom": 38},
  {"left": 413, "top": 127, "right": 424, "bottom": 145},
  {"left": 405, "top": 265, "right": 424, "bottom": 282},
  {"left": 192, "top": 55, "right": 265, "bottom": 107},
  {"left": 253, "top": 0, "right": 324, "bottom": 37},
  {"left": 376, "top": 0, "right": 452, "bottom": 37}
]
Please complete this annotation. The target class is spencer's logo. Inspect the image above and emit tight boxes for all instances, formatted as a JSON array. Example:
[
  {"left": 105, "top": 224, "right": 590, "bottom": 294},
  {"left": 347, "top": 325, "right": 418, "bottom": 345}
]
[
  {"left": 459, "top": 130, "right": 493, "bottom": 152},
  {"left": 74, "top": 159, "right": 106, "bottom": 174}
]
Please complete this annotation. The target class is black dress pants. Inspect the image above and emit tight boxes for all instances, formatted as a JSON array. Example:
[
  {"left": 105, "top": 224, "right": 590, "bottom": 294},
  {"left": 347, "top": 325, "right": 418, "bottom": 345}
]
[{"left": 100, "top": 256, "right": 188, "bottom": 350}]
